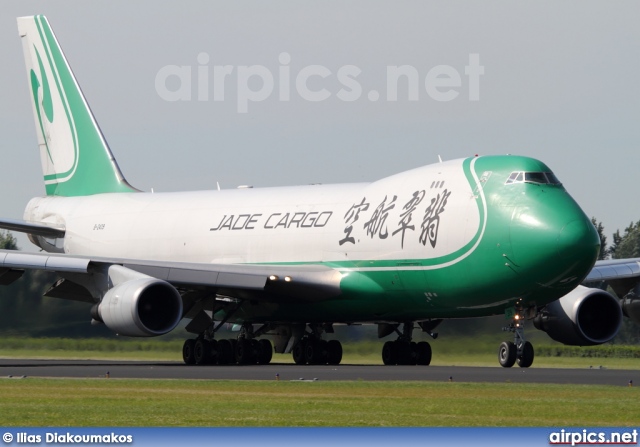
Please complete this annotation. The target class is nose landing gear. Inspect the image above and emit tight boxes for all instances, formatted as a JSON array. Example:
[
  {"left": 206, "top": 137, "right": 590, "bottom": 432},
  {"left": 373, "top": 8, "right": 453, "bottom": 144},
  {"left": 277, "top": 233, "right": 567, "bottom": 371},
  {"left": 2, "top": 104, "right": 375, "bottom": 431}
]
[{"left": 499, "top": 309, "right": 534, "bottom": 368}]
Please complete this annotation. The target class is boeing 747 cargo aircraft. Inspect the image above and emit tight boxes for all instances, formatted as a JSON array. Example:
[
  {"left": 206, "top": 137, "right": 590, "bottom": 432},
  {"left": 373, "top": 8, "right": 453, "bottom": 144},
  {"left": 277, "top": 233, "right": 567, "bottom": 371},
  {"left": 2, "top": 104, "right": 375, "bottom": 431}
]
[{"left": 1, "top": 16, "right": 637, "bottom": 368}]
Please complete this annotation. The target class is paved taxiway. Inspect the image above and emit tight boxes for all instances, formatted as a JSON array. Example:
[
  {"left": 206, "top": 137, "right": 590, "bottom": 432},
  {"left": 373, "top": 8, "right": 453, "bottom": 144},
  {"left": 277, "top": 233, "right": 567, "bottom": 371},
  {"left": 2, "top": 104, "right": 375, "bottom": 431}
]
[{"left": 0, "top": 359, "right": 636, "bottom": 386}]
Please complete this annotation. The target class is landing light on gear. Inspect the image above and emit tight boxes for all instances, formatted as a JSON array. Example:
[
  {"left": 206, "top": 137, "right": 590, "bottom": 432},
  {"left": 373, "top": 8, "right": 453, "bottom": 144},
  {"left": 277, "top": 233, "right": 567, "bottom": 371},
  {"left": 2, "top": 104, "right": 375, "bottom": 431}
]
[{"left": 500, "top": 308, "right": 535, "bottom": 368}]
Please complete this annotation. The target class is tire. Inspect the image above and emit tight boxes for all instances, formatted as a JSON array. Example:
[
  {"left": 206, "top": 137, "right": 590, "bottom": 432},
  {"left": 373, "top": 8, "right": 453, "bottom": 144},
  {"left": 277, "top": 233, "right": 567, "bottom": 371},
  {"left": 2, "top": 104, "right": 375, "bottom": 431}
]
[
  {"left": 498, "top": 341, "right": 517, "bottom": 368},
  {"left": 250, "top": 339, "right": 261, "bottom": 363},
  {"left": 319, "top": 340, "right": 330, "bottom": 364},
  {"left": 217, "top": 339, "right": 233, "bottom": 365},
  {"left": 209, "top": 339, "right": 219, "bottom": 365},
  {"left": 396, "top": 342, "right": 413, "bottom": 365},
  {"left": 305, "top": 340, "right": 318, "bottom": 365},
  {"left": 382, "top": 341, "right": 396, "bottom": 365},
  {"left": 517, "top": 341, "right": 534, "bottom": 368},
  {"left": 409, "top": 342, "right": 418, "bottom": 365},
  {"left": 292, "top": 340, "right": 307, "bottom": 365},
  {"left": 182, "top": 339, "right": 196, "bottom": 365},
  {"left": 235, "top": 339, "right": 254, "bottom": 365},
  {"left": 327, "top": 340, "right": 343, "bottom": 365},
  {"left": 257, "top": 339, "right": 273, "bottom": 365},
  {"left": 194, "top": 339, "right": 213, "bottom": 365},
  {"left": 416, "top": 341, "right": 432, "bottom": 366}
]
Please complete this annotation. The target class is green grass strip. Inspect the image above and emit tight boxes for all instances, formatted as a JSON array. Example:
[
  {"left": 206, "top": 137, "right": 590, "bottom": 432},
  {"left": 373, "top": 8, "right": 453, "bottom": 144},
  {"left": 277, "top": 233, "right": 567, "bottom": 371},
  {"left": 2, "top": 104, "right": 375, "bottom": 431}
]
[{"left": 0, "top": 378, "right": 637, "bottom": 427}]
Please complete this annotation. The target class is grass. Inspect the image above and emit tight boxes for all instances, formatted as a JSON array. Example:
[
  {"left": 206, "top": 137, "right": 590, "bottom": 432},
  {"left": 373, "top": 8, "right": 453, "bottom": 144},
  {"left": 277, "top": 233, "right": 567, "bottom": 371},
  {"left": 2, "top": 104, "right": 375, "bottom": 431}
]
[{"left": 0, "top": 378, "right": 637, "bottom": 427}]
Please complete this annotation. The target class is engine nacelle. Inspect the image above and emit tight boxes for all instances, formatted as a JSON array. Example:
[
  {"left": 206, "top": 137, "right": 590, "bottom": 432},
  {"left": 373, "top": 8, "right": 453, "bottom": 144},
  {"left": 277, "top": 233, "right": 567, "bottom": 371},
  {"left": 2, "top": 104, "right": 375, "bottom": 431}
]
[
  {"left": 621, "top": 284, "right": 640, "bottom": 324},
  {"left": 93, "top": 266, "right": 183, "bottom": 337},
  {"left": 533, "top": 285, "right": 622, "bottom": 346}
]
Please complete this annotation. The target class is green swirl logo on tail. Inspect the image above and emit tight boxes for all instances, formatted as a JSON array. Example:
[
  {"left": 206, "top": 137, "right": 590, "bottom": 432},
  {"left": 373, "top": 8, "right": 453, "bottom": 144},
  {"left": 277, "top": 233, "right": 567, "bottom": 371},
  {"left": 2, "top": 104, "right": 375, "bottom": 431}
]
[{"left": 30, "top": 45, "right": 54, "bottom": 163}]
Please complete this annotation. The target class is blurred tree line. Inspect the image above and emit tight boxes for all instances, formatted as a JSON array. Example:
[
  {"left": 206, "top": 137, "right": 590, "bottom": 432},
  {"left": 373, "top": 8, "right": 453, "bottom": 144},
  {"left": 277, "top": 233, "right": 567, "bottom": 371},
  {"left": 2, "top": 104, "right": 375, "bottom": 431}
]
[
  {"left": 0, "top": 231, "right": 115, "bottom": 338},
  {"left": 593, "top": 218, "right": 640, "bottom": 344},
  {"left": 0, "top": 219, "right": 639, "bottom": 343}
]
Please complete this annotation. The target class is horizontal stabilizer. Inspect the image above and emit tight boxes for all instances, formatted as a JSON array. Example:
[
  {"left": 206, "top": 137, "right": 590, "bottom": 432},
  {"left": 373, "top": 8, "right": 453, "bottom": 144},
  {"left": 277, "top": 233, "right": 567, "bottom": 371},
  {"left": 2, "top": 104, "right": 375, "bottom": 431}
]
[{"left": 0, "top": 218, "right": 65, "bottom": 238}]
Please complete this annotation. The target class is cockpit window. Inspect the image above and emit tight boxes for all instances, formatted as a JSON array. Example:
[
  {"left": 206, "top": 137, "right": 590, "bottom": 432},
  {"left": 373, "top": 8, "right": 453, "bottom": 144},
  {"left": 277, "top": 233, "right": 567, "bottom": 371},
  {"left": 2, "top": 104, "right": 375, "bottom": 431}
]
[
  {"left": 505, "top": 171, "right": 561, "bottom": 185},
  {"left": 524, "top": 172, "right": 548, "bottom": 184},
  {"left": 545, "top": 172, "right": 561, "bottom": 184}
]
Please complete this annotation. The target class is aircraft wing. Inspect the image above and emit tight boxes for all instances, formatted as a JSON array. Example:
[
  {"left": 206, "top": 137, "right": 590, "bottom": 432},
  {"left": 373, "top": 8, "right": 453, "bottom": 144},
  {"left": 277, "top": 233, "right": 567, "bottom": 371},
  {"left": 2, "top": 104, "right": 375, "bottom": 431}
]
[
  {"left": 586, "top": 258, "right": 640, "bottom": 282},
  {"left": 0, "top": 249, "right": 342, "bottom": 304},
  {"left": 584, "top": 258, "right": 640, "bottom": 297},
  {"left": 0, "top": 218, "right": 65, "bottom": 238}
]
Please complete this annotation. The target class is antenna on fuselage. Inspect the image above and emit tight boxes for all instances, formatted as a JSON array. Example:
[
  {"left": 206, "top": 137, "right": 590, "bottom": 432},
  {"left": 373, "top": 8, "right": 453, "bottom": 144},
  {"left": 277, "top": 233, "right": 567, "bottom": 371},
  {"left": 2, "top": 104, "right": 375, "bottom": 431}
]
[
  {"left": 438, "top": 155, "right": 443, "bottom": 163},
  {"left": 216, "top": 182, "right": 221, "bottom": 191}
]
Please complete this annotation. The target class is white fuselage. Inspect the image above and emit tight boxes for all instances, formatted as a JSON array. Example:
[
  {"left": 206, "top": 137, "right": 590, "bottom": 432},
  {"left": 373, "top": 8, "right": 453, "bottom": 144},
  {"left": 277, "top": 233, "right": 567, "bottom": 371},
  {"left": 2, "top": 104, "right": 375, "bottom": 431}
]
[{"left": 24, "top": 159, "right": 481, "bottom": 266}]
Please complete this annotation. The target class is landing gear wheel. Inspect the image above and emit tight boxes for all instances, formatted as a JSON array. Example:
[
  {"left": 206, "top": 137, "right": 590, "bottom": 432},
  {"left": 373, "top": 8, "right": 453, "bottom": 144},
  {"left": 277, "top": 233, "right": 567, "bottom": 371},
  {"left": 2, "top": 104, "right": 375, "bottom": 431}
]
[
  {"left": 382, "top": 322, "right": 432, "bottom": 366},
  {"left": 415, "top": 341, "right": 432, "bottom": 365},
  {"left": 395, "top": 342, "right": 413, "bottom": 365},
  {"left": 257, "top": 339, "right": 273, "bottom": 365},
  {"left": 217, "top": 339, "right": 234, "bottom": 365},
  {"left": 182, "top": 339, "right": 196, "bottom": 365},
  {"left": 382, "top": 341, "right": 396, "bottom": 365},
  {"left": 327, "top": 340, "right": 343, "bottom": 365},
  {"left": 292, "top": 340, "right": 307, "bottom": 365},
  {"left": 305, "top": 340, "right": 321, "bottom": 365},
  {"left": 304, "top": 340, "right": 327, "bottom": 365},
  {"left": 517, "top": 341, "right": 534, "bottom": 368},
  {"left": 317, "top": 340, "right": 329, "bottom": 364},
  {"left": 250, "top": 339, "right": 261, "bottom": 363},
  {"left": 498, "top": 341, "right": 517, "bottom": 368},
  {"left": 209, "top": 339, "right": 219, "bottom": 365},
  {"left": 235, "top": 339, "right": 255, "bottom": 364},
  {"left": 194, "top": 339, "right": 213, "bottom": 365}
]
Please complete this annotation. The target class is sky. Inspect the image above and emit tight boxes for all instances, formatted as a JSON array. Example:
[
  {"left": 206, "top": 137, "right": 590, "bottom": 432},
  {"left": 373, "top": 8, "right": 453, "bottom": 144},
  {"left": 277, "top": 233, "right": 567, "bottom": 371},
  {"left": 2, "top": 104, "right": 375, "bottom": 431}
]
[{"left": 1, "top": 1, "right": 639, "bottom": 251}]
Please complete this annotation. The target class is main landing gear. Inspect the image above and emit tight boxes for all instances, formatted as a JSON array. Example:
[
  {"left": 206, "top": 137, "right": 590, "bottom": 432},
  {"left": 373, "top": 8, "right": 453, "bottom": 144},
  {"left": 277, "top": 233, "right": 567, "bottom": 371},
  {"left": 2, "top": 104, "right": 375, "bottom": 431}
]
[
  {"left": 182, "top": 323, "right": 273, "bottom": 366},
  {"left": 499, "top": 310, "right": 534, "bottom": 368},
  {"left": 292, "top": 325, "right": 343, "bottom": 365},
  {"left": 381, "top": 322, "right": 434, "bottom": 366}
]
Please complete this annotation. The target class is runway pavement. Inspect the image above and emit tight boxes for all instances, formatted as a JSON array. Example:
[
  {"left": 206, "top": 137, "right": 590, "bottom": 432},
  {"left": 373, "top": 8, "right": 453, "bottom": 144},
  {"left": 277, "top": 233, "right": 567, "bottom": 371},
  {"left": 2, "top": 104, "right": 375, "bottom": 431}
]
[{"left": 0, "top": 359, "right": 636, "bottom": 386}]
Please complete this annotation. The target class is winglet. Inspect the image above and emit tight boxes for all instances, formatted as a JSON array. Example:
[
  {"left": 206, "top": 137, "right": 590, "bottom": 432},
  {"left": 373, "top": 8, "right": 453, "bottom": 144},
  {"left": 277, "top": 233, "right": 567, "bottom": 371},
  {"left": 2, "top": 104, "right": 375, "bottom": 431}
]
[{"left": 17, "top": 15, "right": 137, "bottom": 196}]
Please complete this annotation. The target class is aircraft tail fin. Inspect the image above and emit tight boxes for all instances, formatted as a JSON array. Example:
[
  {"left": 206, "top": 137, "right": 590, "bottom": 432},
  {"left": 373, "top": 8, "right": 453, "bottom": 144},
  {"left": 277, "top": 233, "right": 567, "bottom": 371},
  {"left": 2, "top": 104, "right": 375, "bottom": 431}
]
[{"left": 17, "top": 15, "right": 137, "bottom": 197}]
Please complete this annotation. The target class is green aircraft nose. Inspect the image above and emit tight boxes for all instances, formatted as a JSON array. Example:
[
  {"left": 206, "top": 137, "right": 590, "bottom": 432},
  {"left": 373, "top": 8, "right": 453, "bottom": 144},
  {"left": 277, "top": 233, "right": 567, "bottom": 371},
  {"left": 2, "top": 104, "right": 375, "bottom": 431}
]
[
  {"left": 509, "top": 191, "right": 600, "bottom": 289},
  {"left": 556, "top": 217, "right": 599, "bottom": 263}
]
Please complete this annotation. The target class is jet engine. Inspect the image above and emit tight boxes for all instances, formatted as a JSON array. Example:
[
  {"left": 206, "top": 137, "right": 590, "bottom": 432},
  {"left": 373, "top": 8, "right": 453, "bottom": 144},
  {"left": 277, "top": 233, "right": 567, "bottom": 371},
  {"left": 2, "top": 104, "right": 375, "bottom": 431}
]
[
  {"left": 620, "top": 284, "right": 640, "bottom": 324},
  {"left": 533, "top": 286, "right": 622, "bottom": 346},
  {"left": 92, "top": 266, "right": 183, "bottom": 337}
]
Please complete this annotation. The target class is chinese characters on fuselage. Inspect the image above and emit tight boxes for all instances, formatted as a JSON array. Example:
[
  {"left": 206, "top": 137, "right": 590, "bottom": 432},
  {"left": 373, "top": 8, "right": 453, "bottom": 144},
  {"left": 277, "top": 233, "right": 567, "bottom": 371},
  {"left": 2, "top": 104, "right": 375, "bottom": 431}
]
[{"left": 340, "top": 188, "right": 451, "bottom": 249}]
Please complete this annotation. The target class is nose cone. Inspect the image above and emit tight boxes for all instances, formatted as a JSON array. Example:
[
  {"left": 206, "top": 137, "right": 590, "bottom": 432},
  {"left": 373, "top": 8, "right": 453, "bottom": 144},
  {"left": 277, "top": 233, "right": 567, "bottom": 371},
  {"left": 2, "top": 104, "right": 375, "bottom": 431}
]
[
  {"left": 509, "top": 194, "right": 600, "bottom": 291},
  {"left": 557, "top": 218, "right": 600, "bottom": 263}
]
